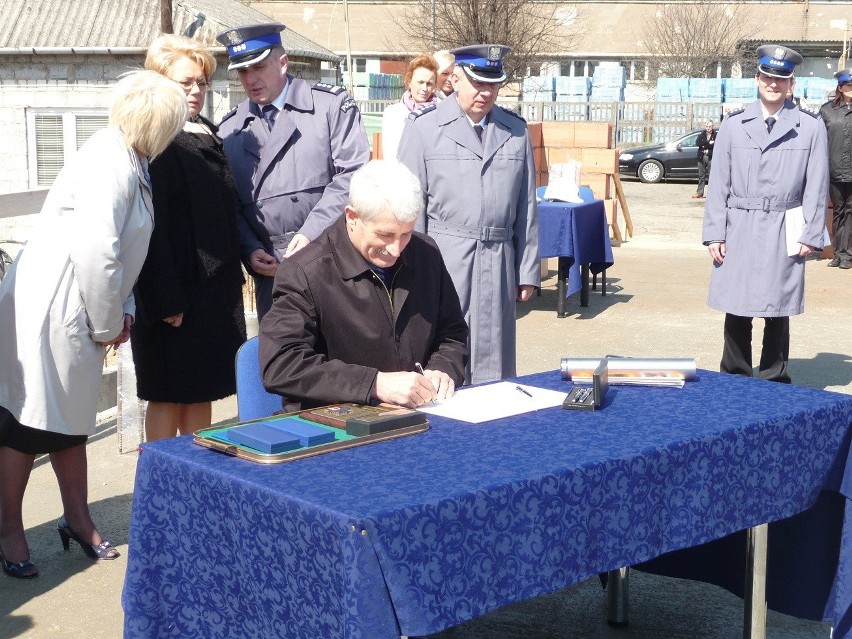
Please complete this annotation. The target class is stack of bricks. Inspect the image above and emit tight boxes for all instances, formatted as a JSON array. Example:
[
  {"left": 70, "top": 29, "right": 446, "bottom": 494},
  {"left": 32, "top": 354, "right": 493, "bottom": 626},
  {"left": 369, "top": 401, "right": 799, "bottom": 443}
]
[{"left": 529, "top": 121, "right": 624, "bottom": 241}]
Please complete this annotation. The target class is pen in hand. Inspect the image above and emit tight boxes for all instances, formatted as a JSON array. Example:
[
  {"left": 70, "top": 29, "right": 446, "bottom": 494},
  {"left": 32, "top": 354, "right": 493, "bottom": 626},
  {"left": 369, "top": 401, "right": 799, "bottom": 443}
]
[
  {"left": 415, "top": 362, "right": 438, "bottom": 404},
  {"left": 516, "top": 385, "right": 533, "bottom": 398}
]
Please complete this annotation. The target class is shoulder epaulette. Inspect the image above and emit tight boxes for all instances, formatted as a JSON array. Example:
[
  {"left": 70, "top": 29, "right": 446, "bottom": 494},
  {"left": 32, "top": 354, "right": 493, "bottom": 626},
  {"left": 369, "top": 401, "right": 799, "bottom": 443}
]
[
  {"left": 312, "top": 82, "right": 345, "bottom": 95},
  {"left": 799, "top": 106, "right": 820, "bottom": 119},
  {"left": 408, "top": 104, "right": 437, "bottom": 120},
  {"left": 497, "top": 104, "right": 526, "bottom": 122},
  {"left": 219, "top": 106, "right": 238, "bottom": 125},
  {"left": 725, "top": 107, "right": 745, "bottom": 118}
]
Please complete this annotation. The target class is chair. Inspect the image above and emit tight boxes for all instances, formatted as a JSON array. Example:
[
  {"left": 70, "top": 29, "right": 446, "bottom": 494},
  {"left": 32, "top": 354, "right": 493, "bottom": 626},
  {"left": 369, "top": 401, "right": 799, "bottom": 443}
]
[{"left": 235, "top": 336, "right": 282, "bottom": 422}]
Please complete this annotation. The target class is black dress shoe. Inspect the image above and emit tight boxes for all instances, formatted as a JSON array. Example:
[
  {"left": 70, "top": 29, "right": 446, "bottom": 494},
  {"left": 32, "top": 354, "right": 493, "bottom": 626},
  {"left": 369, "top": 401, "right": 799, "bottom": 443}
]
[
  {"left": 840, "top": 259, "right": 852, "bottom": 270},
  {"left": 829, "top": 257, "right": 842, "bottom": 267}
]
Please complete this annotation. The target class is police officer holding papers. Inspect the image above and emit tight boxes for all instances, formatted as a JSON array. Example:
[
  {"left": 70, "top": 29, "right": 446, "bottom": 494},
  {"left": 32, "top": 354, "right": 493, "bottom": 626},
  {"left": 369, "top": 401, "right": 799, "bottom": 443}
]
[
  {"left": 397, "top": 44, "right": 539, "bottom": 385},
  {"left": 702, "top": 44, "right": 829, "bottom": 383},
  {"left": 217, "top": 23, "right": 370, "bottom": 317}
]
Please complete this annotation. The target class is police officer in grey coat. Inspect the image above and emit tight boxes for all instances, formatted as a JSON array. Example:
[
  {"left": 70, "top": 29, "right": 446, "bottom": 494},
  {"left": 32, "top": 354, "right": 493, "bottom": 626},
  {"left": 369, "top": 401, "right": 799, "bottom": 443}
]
[
  {"left": 397, "top": 45, "right": 539, "bottom": 385},
  {"left": 216, "top": 23, "right": 370, "bottom": 317},
  {"left": 702, "top": 45, "right": 829, "bottom": 383}
]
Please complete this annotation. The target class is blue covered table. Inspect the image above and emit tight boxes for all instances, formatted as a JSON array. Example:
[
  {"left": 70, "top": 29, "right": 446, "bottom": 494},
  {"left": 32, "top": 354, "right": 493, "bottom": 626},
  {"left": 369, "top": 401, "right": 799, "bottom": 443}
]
[
  {"left": 537, "top": 185, "right": 614, "bottom": 317},
  {"left": 122, "top": 371, "right": 852, "bottom": 639}
]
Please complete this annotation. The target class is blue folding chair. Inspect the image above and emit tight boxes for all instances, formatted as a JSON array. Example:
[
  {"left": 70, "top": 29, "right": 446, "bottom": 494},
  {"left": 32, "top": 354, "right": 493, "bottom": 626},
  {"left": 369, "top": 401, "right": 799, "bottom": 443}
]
[{"left": 235, "top": 336, "right": 282, "bottom": 422}]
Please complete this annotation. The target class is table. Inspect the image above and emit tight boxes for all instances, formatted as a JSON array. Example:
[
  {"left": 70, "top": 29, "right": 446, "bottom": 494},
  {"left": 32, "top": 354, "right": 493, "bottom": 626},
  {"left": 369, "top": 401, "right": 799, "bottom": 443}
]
[
  {"left": 122, "top": 371, "right": 852, "bottom": 639},
  {"left": 537, "top": 186, "right": 614, "bottom": 317}
]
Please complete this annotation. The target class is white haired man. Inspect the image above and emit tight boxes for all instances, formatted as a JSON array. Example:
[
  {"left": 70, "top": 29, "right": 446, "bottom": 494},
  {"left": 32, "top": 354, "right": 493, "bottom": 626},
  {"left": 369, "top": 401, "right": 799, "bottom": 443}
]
[{"left": 259, "top": 160, "right": 469, "bottom": 411}]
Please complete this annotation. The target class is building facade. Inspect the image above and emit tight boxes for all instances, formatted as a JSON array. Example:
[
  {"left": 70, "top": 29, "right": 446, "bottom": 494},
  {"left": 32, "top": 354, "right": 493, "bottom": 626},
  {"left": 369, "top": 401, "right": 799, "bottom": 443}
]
[{"left": 0, "top": 0, "right": 338, "bottom": 194}]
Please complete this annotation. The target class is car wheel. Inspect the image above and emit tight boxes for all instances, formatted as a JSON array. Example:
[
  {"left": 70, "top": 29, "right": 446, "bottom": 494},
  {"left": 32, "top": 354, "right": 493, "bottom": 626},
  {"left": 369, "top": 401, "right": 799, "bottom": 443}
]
[{"left": 638, "top": 159, "right": 664, "bottom": 184}]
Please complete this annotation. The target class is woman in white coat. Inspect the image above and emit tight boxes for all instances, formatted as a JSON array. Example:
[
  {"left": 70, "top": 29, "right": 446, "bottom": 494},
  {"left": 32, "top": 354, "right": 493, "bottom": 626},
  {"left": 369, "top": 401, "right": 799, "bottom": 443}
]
[
  {"left": 381, "top": 54, "right": 439, "bottom": 160},
  {"left": 0, "top": 71, "right": 187, "bottom": 578}
]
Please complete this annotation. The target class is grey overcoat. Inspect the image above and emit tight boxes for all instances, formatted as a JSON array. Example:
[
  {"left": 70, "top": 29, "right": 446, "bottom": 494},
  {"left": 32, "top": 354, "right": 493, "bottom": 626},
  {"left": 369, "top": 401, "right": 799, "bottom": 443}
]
[
  {"left": 0, "top": 128, "right": 153, "bottom": 435},
  {"left": 397, "top": 96, "right": 540, "bottom": 384},
  {"left": 702, "top": 100, "right": 829, "bottom": 317},
  {"left": 219, "top": 76, "right": 370, "bottom": 315}
]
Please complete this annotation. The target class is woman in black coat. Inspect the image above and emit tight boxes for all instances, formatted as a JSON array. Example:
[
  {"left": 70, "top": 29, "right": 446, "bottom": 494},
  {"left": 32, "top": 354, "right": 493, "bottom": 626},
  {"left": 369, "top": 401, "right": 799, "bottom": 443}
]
[{"left": 131, "top": 35, "right": 246, "bottom": 439}]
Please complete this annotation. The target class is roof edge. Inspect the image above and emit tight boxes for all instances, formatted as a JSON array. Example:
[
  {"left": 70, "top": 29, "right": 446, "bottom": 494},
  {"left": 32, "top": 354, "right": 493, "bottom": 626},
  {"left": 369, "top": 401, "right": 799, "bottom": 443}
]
[
  {"left": 0, "top": 46, "right": 340, "bottom": 63},
  {"left": 0, "top": 47, "right": 147, "bottom": 55}
]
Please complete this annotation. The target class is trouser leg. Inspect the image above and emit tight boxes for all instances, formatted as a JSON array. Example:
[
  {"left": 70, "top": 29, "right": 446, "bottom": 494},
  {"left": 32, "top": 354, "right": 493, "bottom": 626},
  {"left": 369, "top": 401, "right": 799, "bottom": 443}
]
[
  {"left": 757, "top": 317, "right": 791, "bottom": 384},
  {"left": 254, "top": 274, "right": 274, "bottom": 321},
  {"left": 831, "top": 182, "right": 852, "bottom": 260},
  {"left": 696, "top": 158, "right": 707, "bottom": 195},
  {"left": 721, "top": 313, "right": 753, "bottom": 377}
]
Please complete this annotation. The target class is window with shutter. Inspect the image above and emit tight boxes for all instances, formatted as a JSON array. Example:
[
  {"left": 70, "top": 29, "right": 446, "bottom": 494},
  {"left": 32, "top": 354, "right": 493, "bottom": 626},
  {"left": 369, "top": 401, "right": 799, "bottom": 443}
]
[
  {"left": 75, "top": 115, "right": 109, "bottom": 150},
  {"left": 28, "top": 110, "right": 109, "bottom": 188},
  {"left": 35, "top": 115, "right": 64, "bottom": 186}
]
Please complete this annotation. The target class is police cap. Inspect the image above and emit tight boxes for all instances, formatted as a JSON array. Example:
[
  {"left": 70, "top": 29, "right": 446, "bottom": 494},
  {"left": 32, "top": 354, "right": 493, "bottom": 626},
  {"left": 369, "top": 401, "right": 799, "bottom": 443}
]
[
  {"left": 216, "top": 23, "right": 286, "bottom": 70},
  {"left": 450, "top": 44, "right": 511, "bottom": 84},
  {"left": 835, "top": 68, "right": 852, "bottom": 85},
  {"left": 755, "top": 44, "right": 803, "bottom": 79}
]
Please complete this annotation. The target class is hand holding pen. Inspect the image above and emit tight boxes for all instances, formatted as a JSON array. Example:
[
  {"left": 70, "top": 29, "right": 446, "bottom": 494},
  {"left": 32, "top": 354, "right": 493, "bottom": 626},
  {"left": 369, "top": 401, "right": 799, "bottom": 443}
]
[{"left": 416, "top": 362, "right": 456, "bottom": 403}]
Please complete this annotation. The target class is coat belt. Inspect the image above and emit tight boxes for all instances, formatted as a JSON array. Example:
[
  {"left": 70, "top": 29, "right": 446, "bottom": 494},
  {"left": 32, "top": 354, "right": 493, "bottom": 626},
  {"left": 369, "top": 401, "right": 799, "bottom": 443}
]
[
  {"left": 428, "top": 220, "right": 513, "bottom": 242},
  {"left": 726, "top": 196, "right": 802, "bottom": 212}
]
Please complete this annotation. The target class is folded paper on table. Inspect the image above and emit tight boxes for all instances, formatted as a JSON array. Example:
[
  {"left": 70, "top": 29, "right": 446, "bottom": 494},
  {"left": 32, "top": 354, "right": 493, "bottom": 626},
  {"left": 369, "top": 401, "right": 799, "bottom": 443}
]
[
  {"left": 416, "top": 381, "right": 567, "bottom": 423},
  {"left": 542, "top": 161, "right": 584, "bottom": 203},
  {"left": 560, "top": 357, "right": 696, "bottom": 388}
]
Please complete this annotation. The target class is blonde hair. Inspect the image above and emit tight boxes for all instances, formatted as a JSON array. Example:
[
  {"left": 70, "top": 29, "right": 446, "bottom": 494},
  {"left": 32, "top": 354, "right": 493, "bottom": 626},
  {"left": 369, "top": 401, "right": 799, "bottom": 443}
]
[
  {"left": 145, "top": 34, "right": 216, "bottom": 79},
  {"left": 109, "top": 70, "right": 188, "bottom": 159},
  {"left": 433, "top": 50, "right": 455, "bottom": 75},
  {"left": 404, "top": 54, "right": 439, "bottom": 87}
]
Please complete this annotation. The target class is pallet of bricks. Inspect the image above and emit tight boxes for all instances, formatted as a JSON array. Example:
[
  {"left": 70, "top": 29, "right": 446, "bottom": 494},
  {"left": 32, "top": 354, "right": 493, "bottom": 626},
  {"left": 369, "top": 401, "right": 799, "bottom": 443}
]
[{"left": 529, "top": 121, "right": 633, "bottom": 242}]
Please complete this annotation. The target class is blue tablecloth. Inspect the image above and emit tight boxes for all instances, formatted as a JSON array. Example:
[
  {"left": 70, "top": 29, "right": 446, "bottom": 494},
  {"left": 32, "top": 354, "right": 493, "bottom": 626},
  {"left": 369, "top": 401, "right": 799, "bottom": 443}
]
[
  {"left": 122, "top": 371, "right": 852, "bottom": 638},
  {"left": 537, "top": 185, "right": 614, "bottom": 297}
]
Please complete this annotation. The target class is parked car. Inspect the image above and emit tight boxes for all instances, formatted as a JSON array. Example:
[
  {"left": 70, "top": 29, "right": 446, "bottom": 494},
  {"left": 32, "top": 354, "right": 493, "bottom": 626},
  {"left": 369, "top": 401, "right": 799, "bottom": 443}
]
[{"left": 619, "top": 128, "right": 717, "bottom": 183}]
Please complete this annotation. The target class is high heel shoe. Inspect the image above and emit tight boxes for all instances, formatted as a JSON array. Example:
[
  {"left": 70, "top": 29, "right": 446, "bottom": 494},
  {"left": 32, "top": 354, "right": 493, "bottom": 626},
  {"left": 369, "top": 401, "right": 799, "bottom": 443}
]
[
  {"left": 0, "top": 544, "right": 39, "bottom": 579},
  {"left": 57, "top": 517, "right": 120, "bottom": 560}
]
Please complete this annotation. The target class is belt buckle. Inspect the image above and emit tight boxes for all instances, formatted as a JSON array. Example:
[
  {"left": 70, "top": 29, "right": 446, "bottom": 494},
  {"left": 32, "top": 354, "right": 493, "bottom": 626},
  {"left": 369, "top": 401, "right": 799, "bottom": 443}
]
[
  {"left": 762, "top": 197, "right": 771, "bottom": 212},
  {"left": 481, "top": 227, "right": 492, "bottom": 242}
]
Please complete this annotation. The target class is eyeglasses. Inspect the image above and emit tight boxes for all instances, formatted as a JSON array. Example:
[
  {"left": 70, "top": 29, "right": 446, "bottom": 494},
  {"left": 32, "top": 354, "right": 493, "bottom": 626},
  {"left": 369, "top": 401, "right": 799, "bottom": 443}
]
[{"left": 174, "top": 78, "right": 210, "bottom": 91}]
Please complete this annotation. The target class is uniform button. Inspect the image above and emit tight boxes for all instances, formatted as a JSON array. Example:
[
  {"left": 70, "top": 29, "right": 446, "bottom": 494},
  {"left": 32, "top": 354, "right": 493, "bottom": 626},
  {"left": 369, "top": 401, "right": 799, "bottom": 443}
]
[
  {"left": 256, "top": 200, "right": 264, "bottom": 209},
  {"left": 290, "top": 195, "right": 298, "bottom": 202}
]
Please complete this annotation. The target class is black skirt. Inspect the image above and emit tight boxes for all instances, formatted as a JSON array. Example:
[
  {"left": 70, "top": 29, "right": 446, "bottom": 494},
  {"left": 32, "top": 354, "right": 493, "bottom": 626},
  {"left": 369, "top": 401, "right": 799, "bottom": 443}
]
[{"left": 0, "top": 405, "right": 87, "bottom": 454}]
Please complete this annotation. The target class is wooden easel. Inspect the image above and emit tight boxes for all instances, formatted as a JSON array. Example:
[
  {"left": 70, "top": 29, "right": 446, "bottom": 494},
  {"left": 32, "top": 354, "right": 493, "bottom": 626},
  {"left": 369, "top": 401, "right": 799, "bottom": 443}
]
[{"left": 612, "top": 174, "right": 634, "bottom": 239}]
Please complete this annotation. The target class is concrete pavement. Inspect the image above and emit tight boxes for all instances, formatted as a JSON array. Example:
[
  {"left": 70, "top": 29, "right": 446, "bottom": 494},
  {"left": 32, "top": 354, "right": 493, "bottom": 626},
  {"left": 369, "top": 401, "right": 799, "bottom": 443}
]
[{"left": 2, "top": 180, "right": 847, "bottom": 638}]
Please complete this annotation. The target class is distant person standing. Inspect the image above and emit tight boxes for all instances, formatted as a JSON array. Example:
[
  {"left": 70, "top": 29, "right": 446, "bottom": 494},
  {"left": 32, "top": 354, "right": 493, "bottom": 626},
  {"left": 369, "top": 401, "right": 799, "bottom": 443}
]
[
  {"left": 217, "top": 22, "right": 370, "bottom": 317},
  {"left": 703, "top": 45, "right": 828, "bottom": 383},
  {"left": 819, "top": 68, "right": 852, "bottom": 269},
  {"left": 433, "top": 50, "right": 455, "bottom": 99},
  {"left": 692, "top": 120, "right": 716, "bottom": 199},
  {"left": 397, "top": 44, "right": 539, "bottom": 385},
  {"left": 381, "top": 54, "right": 438, "bottom": 160}
]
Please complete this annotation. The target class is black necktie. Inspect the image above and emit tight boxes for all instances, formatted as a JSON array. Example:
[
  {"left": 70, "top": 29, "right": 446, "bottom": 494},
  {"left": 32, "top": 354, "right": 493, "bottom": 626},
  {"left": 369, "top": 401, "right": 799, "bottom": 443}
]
[
  {"left": 262, "top": 105, "right": 278, "bottom": 131},
  {"left": 766, "top": 116, "right": 776, "bottom": 134},
  {"left": 473, "top": 124, "right": 483, "bottom": 141}
]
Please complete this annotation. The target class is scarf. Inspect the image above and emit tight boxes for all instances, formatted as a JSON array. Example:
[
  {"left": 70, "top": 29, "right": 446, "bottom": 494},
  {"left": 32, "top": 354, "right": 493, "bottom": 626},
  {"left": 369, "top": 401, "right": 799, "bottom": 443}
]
[{"left": 402, "top": 90, "right": 438, "bottom": 112}]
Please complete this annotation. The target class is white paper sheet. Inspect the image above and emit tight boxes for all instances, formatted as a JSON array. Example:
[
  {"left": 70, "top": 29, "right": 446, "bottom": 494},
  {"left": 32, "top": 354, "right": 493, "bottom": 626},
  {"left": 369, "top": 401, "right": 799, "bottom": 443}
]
[
  {"left": 416, "top": 381, "right": 568, "bottom": 423},
  {"left": 785, "top": 206, "right": 831, "bottom": 257}
]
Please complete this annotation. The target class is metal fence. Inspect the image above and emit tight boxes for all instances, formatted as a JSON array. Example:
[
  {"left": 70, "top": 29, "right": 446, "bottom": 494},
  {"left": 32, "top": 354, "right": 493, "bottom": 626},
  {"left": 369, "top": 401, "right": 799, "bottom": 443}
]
[{"left": 357, "top": 100, "right": 727, "bottom": 149}]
